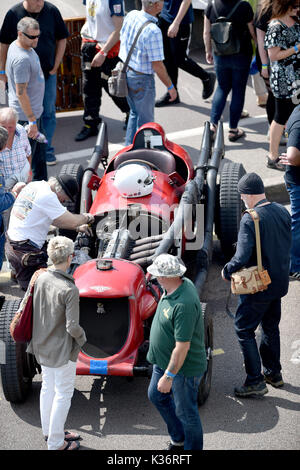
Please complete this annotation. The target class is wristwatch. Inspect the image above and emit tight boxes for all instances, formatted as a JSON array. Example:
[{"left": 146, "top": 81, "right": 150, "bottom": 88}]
[{"left": 164, "top": 374, "right": 173, "bottom": 382}]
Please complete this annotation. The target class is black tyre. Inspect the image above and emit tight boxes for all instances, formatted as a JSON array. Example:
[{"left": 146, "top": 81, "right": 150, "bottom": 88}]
[
  {"left": 216, "top": 162, "right": 246, "bottom": 260},
  {"left": 58, "top": 163, "right": 84, "bottom": 240},
  {"left": 0, "top": 300, "right": 34, "bottom": 403},
  {"left": 198, "top": 302, "right": 213, "bottom": 406}
]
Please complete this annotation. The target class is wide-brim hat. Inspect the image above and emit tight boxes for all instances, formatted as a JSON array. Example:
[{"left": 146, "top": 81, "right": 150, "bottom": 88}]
[
  {"left": 147, "top": 254, "right": 186, "bottom": 278},
  {"left": 57, "top": 175, "right": 79, "bottom": 202}
]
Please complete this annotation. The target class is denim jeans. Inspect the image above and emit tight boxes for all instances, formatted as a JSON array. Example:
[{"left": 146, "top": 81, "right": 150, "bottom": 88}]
[
  {"left": 125, "top": 70, "right": 155, "bottom": 146},
  {"left": 286, "top": 183, "right": 300, "bottom": 272},
  {"left": 234, "top": 295, "right": 282, "bottom": 385},
  {"left": 211, "top": 53, "right": 251, "bottom": 129},
  {"left": 42, "top": 73, "right": 57, "bottom": 160},
  {"left": 148, "top": 365, "right": 203, "bottom": 450}
]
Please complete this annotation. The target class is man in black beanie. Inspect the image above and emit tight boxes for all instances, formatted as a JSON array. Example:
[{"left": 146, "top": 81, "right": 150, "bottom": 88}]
[{"left": 221, "top": 172, "right": 291, "bottom": 397}]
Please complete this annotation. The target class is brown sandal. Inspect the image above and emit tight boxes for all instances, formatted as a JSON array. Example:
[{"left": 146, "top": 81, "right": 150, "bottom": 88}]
[{"left": 228, "top": 129, "right": 245, "bottom": 142}]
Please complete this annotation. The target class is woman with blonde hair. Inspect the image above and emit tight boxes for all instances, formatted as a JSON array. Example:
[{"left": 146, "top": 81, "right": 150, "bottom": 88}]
[
  {"left": 264, "top": 0, "right": 300, "bottom": 170},
  {"left": 26, "top": 236, "right": 86, "bottom": 450}
]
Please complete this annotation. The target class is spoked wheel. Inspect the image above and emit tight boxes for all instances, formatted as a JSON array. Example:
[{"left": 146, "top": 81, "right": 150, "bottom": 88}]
[
  {"left": 215, "top": 162, "right": 246, "bottom": 261},
  {"left": 0, "top": 300, "right": 36, "bottom": 403},
  {"left": 198, "top": 302, "right": 213, "bottom": 406}
]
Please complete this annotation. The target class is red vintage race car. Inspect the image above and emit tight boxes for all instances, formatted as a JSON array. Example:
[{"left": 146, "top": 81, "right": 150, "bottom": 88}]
[{"left": 0, "top": 121, "right": 245, "bottom": 405}]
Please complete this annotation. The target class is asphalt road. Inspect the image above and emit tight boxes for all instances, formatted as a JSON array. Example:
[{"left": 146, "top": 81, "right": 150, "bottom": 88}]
[{"left": 0, "top": 0, "right": 299, "bottom": 455}]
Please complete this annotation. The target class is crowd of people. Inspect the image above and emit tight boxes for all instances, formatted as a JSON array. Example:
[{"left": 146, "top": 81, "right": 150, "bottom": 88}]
[{"left": 0, "top": 0, "right": 299, "bottom": 452}]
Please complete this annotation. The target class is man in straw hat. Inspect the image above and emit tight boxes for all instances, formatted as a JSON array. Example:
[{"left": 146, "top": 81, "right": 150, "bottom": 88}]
[
  {"left": 222, "top": 172, "right": 291, "bottom": 397},
  {"left": 146, "top": 253, "right": 207, "bottom": 450}
]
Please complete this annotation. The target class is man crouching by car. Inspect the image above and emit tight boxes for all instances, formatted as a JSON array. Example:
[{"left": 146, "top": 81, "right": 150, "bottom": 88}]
[{"left": 5, "top": 174, "right": 94, "bottom": 290}]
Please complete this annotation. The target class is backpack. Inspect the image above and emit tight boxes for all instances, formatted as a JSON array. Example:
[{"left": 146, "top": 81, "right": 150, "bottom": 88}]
[{"left": 210, "top": 0, "right": 242, "bottom": 56}]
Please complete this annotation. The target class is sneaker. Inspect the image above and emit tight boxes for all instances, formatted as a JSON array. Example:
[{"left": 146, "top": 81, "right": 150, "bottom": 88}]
[
  {"left": 289, "top": 271, "right": 300, "bottom": 281},
  {"left": 240, "top": 109, "right": 250, "bottom": 119},
  {"left": 202, "top": 72, "right": 216, "bottom": 100},
  {"left": 266, "top": 156, "right": 285, "bottom": 171},
  {"left": 155, "top": 92, "right": 180, "bottom": 108},
  {"left": 264, "top": 373, "right": 284, "bottom": 388},
  {"left": 165, "top": 441, "right": 184, "bottom": 451},
  {"left": 234, "top": 381, "right": 268, "bottom": 398},
  {"left": 46, "top": 154, "right": 57, "bottom": 166},
  {"left": 75, "top": 124, "right": 98, "bottom": 142}
]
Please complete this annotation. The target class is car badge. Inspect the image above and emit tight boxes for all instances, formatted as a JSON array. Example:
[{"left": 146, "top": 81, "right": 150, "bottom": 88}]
[{"left": 90, "top": 285, "right": 111, "bottom": 292}]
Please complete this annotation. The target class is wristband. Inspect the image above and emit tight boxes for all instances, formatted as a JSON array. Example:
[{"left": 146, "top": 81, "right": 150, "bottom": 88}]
[
  {"left": 168, "top": 83, "right": 174, "bottom": 91},
  {"left": 294, "top": 45, "right": 299, "bottom": 53},
  {"left": 261, "top": 64, "right": 268, "bottom": 69},
  {"left": 0, "top": 71, "right": 5, "bottom": 75},
  {"left": 99, "top": 50, "right": 107, "bottom": 56},
  {"left": 29, "top": 121, "right": 37, "bottom": 125},
  {"left": 165, "top": 370, "right": 176, "bottom": 378}
]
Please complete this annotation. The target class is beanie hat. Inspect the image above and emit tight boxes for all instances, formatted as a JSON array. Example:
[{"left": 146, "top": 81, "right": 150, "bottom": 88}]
[
  {"left": 237, "top": 173, "right": 265, "bottom": 195},
  {"left": 57, "top": 175, "right": 79, "bottom": 202}
]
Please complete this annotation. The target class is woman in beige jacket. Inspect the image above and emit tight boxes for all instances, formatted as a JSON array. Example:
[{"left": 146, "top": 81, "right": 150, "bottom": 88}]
[{"left": 27, "top": 236, "right": 86, "bottom": 450}]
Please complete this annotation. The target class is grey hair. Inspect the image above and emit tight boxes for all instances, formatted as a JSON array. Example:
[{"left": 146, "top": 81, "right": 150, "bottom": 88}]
[
  {"left": 48, "top": 176, "right": 63, "bottom": 194},
  {"left": 47, "top": 236, "right": 74, "bottom": 265},
  {"left": 0, "top": 126, "right": 8, "bottom": 151},
  {"left": 17, "top": 17, "right": 40, "bottom": 33},
  {"left": 0, "top": 107, "right": 19, "bottom": 123}
]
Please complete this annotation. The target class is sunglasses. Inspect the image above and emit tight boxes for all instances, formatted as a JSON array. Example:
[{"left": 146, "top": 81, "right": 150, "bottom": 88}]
[{"left": 22, "top": 32, "right": 40, "bottom": 40}]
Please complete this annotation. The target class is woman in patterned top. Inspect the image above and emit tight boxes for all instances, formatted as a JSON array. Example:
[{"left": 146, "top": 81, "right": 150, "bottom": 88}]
[{"left": 264, "top": 0, "right": 300, "bottom": 170}]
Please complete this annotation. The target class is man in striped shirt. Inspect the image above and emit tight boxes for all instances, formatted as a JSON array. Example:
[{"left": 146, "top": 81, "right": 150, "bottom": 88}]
[
  {"left": 0, "top": 107, "right": 32, "bottom": 190},
  {"left": 119, "top": 0, "right": 177, "bottom": 145}
]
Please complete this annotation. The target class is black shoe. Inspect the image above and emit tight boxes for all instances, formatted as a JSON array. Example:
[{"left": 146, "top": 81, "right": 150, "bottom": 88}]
[
  {"left": 264, "top": 373, "right": 284, "bottom": 388},
  {"left": 155, "top": 92, "right": 180, "bottom": 108},
  {"left": 75, "top": 124, "right": 98, "bottom": 142},
  {"left": 202, "top": 72, "right": 216, "bottom": 100},
  {"left": 165, "top": 441, "right": 184, "bottom": 451},
  {"left": 289, "top": 271, "right": 300, "bottom": 281},
  {"left": 234, "top": 381, "right": 268, "bottom": 398}
]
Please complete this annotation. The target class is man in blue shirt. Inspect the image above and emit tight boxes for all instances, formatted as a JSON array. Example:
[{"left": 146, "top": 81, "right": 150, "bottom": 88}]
[
  {"left": 222, "top": 172, "right": 291, "bottom": 397},
  {"left": 119, "top": 0, "right": 177, "bottom": 145},
  {"left": 155, "top": 0, "right": 216, "bottom": 107},
  {"left": 280, "top": 105, "right": 300, "bottom": 280}
]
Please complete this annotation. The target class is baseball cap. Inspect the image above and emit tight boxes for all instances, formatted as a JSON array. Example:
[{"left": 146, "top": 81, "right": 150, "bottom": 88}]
[{"left": 57, "top": 175, "right": 79, "bottom": 202}]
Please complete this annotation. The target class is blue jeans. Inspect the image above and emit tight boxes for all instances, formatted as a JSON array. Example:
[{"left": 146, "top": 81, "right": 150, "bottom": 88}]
[
  {"left": 211, "top": 53, "right": 251, "bottom": 129},
  {"left": 125, "top": 70, "right": 155, "bottom": 146},
  {"left": 286, "top": 183, "right": 300, "bottom": 273},
  {"left": 148, "top": 365, "right": 203, "bottom": 450},
  {"left": 42, "top": 73, "right": 57, "bottom": 160},
  {"left": 234, "top": 295, "right": 282, "bottom": 385}
]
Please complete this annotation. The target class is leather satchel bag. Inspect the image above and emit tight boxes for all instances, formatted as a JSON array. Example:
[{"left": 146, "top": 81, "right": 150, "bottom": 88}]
[
  {"left": 10, "top": 268, "right": 46, "bottom": 342},
  {"left": 108, "top": 20, "right": 152, "bottom": 97},
  {"left": 210, "top": 0, "right": 242, "bottom": 56},
  {"left": 231, "top": 209, "right": 271, "bottom": 295}
]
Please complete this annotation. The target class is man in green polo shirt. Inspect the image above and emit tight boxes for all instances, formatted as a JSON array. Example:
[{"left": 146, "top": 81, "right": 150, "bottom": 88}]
[{"left": 147, "top": 254, "right": 207, "bottom": 451}]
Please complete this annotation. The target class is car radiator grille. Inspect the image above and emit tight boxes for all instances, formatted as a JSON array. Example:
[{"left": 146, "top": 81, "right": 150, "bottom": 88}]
[{"left": 79, "top": 297, "right": 130, "bottom": 358}]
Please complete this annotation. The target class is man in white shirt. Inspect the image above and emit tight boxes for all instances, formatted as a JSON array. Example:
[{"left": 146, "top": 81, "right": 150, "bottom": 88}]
[{"left": 6, "top": 175, "right": 94, "bottom": 289}]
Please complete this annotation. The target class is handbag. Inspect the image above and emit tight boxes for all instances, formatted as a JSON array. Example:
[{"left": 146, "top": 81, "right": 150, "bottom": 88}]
[
  {"left": 108, "top": 20, "right": 152, "bottom": 97},
  {"left": 210, "top": 0, "right": 242, "bottom": 56},
  {"left": 231, "top": 209, "right": 271, "bottom": 295},
  {"left": 10, "top": 268, "right": 46, "bottom": 342}
]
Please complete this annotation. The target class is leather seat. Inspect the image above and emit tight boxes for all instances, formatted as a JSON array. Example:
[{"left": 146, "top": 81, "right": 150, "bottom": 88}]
[{"left": 113, "top": 149, "right": 176, "bottom": 174}]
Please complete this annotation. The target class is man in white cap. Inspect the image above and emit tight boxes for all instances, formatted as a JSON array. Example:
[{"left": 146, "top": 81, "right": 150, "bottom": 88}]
[{"left": 146, "top": 253, "right": 207, "bottom": 450}]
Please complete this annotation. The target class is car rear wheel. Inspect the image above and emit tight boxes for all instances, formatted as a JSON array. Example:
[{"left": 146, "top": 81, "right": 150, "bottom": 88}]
[
  {"left": 198, "top": 302, "right": 213, "bottom": 406},
  {"left": 215, "top": 162, "right": 246, "bottom": 260},
  {"left": 0, "top": 300, "right": 35, "bottom": 403},
  {"left": 58, "top": 163, "right": 84, "bottom": 240}
]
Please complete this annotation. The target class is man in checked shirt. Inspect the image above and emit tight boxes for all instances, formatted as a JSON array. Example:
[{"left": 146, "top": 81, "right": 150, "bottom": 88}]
[
  {"left": 119, "top": 0, "right": 177, "bottom": 145},
  {"left": 0, "top": 107, "right": 32, "bottom": 190}
]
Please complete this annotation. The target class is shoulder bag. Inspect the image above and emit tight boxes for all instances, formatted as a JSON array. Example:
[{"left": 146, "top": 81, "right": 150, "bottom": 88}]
[
  {"left": 108, "top": 20, "right": 152, "bottom": 98},
  {"left": 231, "top": 209, "right": 271, "bottom": 295},
  {"left": 10, "top": 268, "right": 47, "bottom": 343}
]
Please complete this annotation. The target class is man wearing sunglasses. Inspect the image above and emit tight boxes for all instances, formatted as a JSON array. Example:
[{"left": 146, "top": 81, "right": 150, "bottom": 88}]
[{"left": 5, "top": 16, "right": 47, "bottom": 182}]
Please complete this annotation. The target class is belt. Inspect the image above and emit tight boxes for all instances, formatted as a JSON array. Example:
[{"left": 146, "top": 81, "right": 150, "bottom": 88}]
[{"left": 128, "top": 66, "right": 150, "bottom": 76}]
